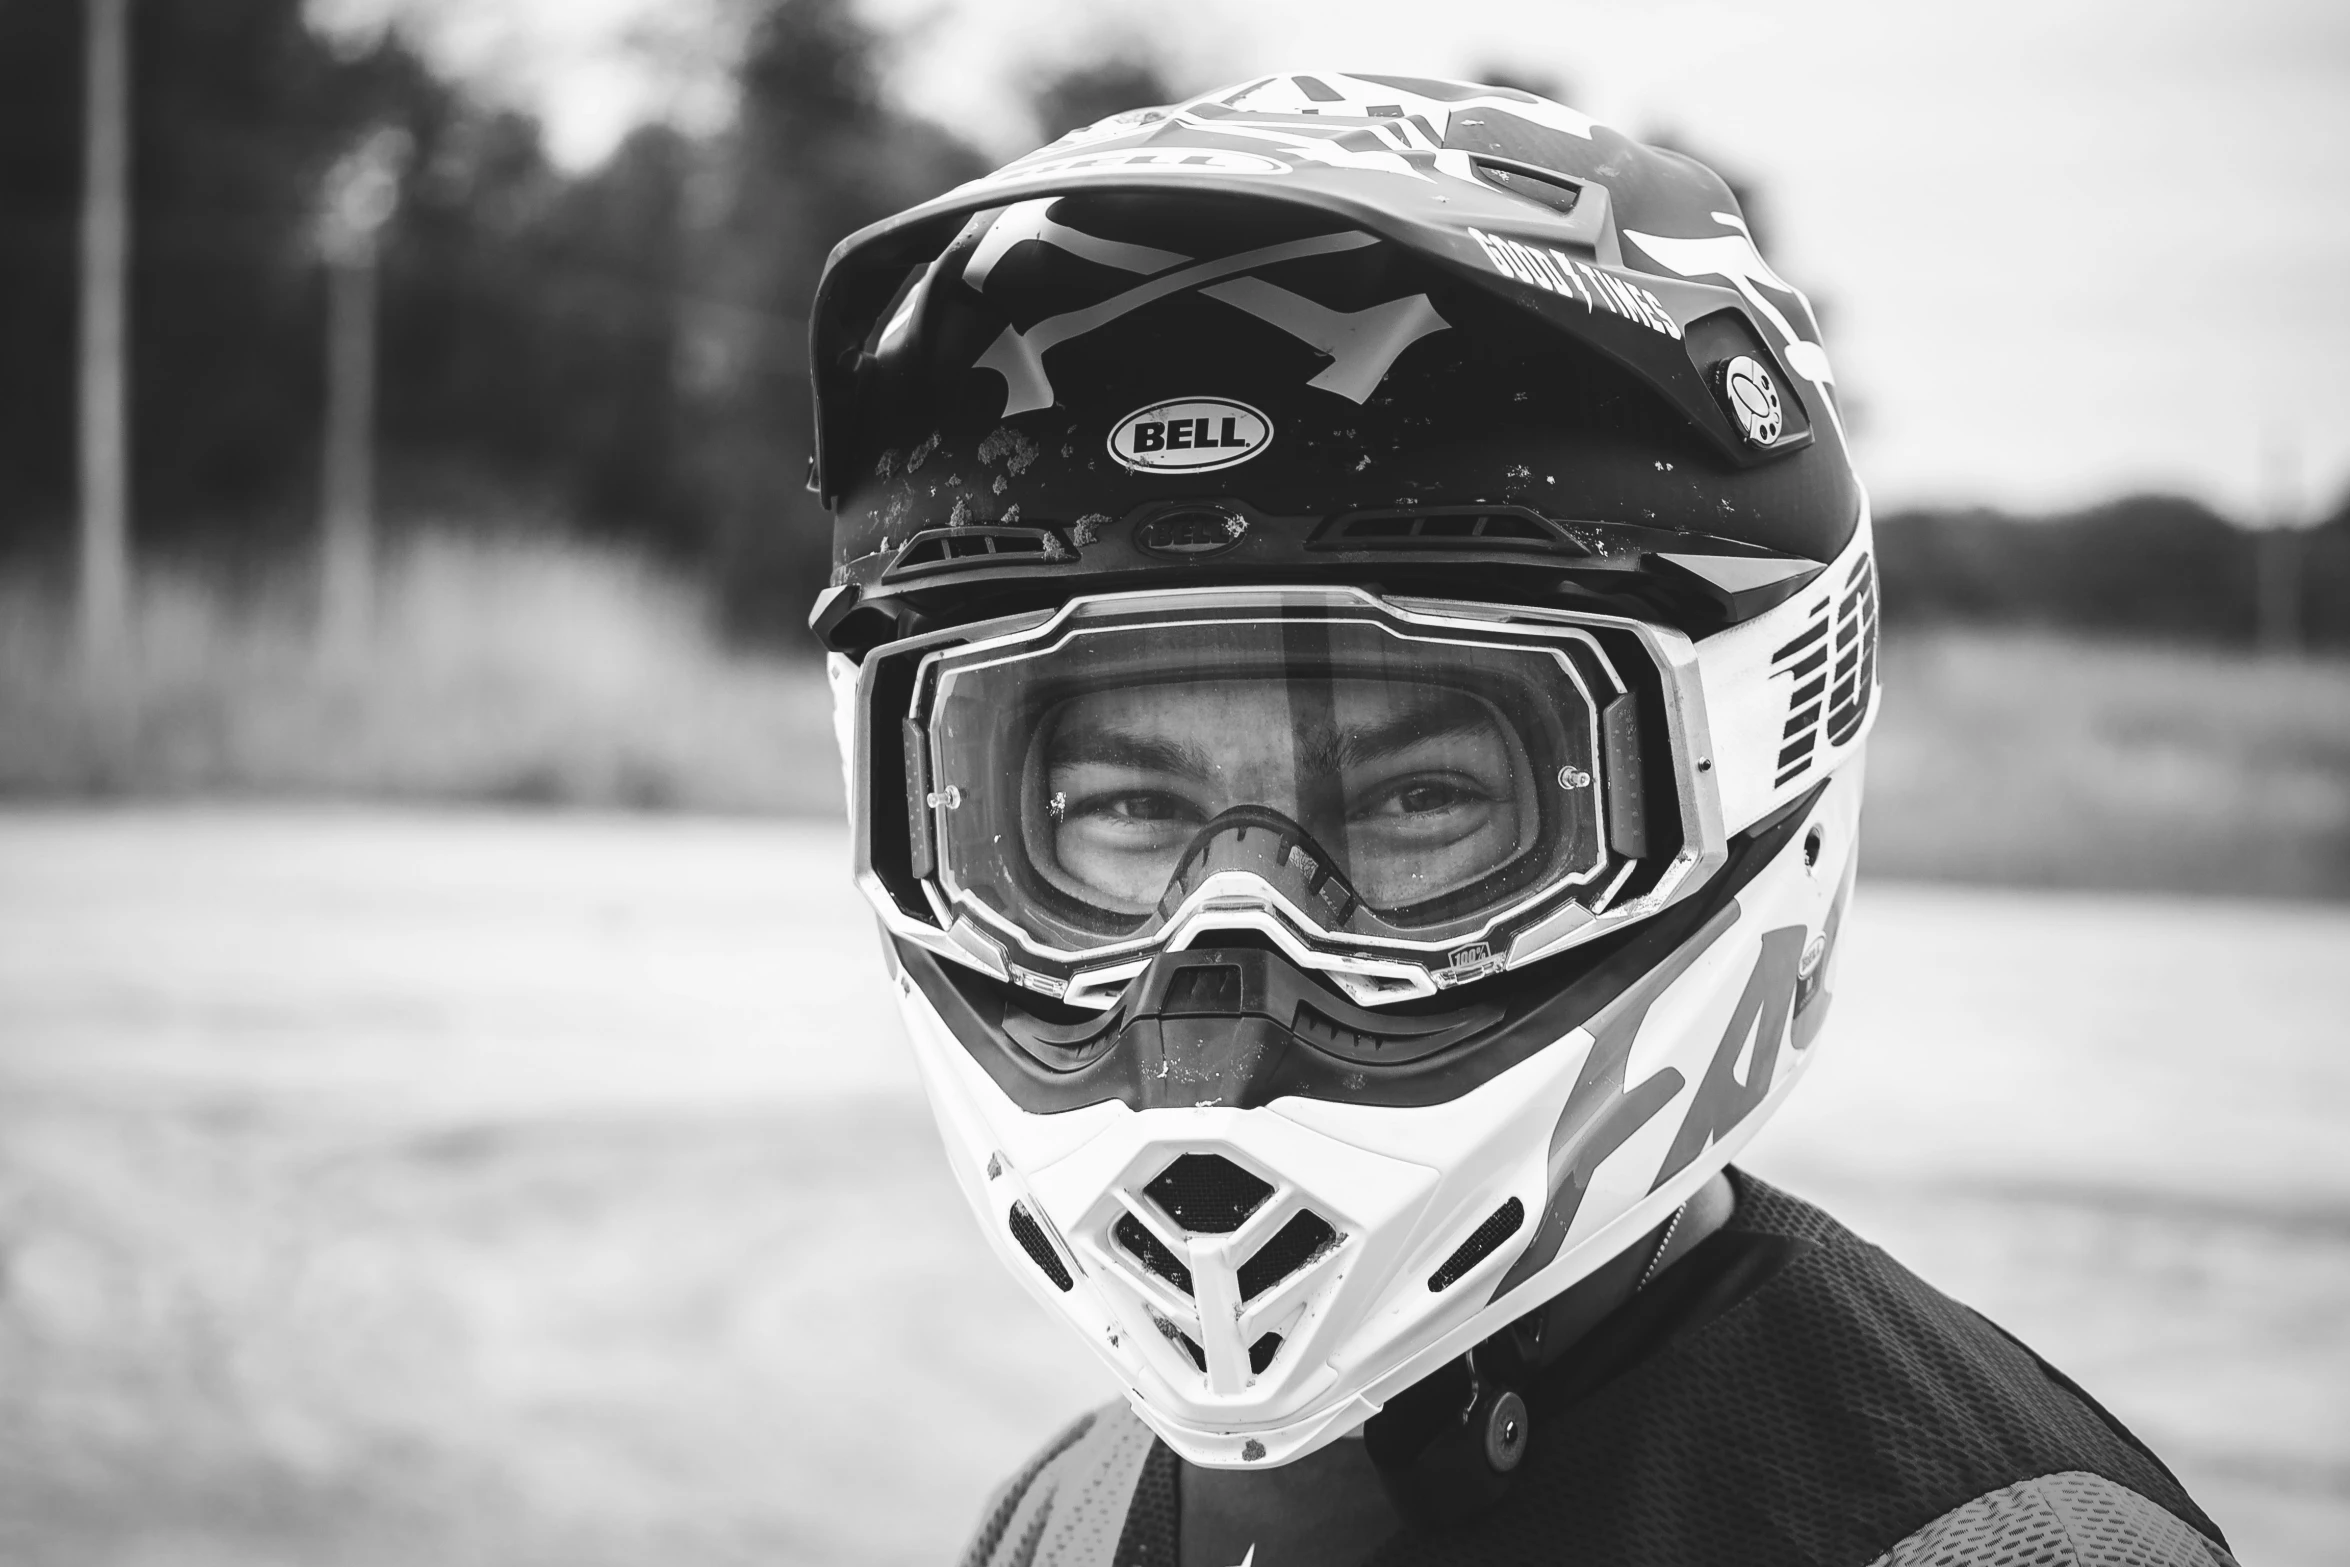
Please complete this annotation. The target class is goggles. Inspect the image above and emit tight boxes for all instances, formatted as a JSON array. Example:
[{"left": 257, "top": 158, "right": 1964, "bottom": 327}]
[{"left": 853, "top": 586, "right": 1735, "bottom": 1009}]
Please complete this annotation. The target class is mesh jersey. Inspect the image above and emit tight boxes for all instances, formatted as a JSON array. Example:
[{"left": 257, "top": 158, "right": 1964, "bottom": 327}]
[{"left": 955, "top": 1172, "right": 2235, "bottom": 1567}]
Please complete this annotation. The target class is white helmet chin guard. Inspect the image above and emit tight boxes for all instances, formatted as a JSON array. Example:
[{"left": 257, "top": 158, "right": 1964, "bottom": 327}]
[{"left": 808, "top": 71, "right": 1879, "bottom": 1470}]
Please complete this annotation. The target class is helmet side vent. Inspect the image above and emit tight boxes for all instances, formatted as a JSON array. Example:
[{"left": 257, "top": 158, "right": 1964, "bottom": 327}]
[
  {"left": 1008, "top": 1202, "right": 1074, "bottom": 1291},
  {"left": 1771, "top": 601, "right": 1834, "bottom": 787},
  {"left": 882, "top": 525, "right": 1071, "bottom": 581},
  {"left": 1824, "top": 554, "right": 1878, "bottom": 746},
  {"left": 1469, "top": 158, "right": 1583, "bottom": 217},
  {"left": 1248, "top": 1332, "right": 1285, "bottom": 1374},
  {"left": 1773, "top": 551, "right": 1878, "bottom": 787},
  {"left": 1428, "top": 1196, "right": 1526, "bottom": 1291},
  {"left": 1310, "top": 506, "right": 1589, "bottom": 554}
]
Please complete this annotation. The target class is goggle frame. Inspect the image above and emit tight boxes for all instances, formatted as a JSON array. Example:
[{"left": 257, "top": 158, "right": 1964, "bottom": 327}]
[{"left": 850, "top": 585, "right": 1729, "bottom": 1009}]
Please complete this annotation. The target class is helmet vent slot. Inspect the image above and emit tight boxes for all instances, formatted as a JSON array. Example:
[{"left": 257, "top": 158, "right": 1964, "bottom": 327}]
[
  {"left": 1469, "top": 158, "right": 1583, "bottom": 216},
  {"left": 1428, "top": 1197, "right": 1526, "bottom": 1292},
  {"left": 1237, "top": 1211, "right": 1339, "bottom": 1301},
  {"left": 1114, "top": 1212, "right": 1195, "bottom": 1295},
  {"left": 1771, "top": 602, "right": 1832, "bottom": 785},
  {"left": 1772, "top": 552, "right": 1877, "bottom": 787},
  {"left": 1008, "top": 1202, "right": 1073, "bottom": 1291},
  {"left": 1309, "top": 507, "right": 1586, "bottom": 553},
  {"left": 1292, "top": 996, "right": 1502, "bottom": 1065},
  {"left": 882, "top": 525, "right": 1069, "bottom": 581},
  {"left": 1163, "top": 963, "right": 1245, "bottom": 1015},
  {"left": 1145, "top": 1154, "right": 1272, "bottom": 1234},
  {"left": 1248, "top": 1332, "right": 1285, "bottom": 1374},
  {"left": 1824, "top": 554, "right": 1878, "bottom": 746}
]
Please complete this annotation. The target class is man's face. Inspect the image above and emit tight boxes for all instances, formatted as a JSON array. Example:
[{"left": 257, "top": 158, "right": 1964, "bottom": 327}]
[{"left": 1034, "top": 677, "right": 1537, "bottom": 916}]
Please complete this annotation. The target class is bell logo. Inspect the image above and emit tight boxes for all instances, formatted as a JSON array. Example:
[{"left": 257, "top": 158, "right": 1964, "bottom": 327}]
[{"left": 1109, "top": 397, "right": 1272, "bottom": 474}]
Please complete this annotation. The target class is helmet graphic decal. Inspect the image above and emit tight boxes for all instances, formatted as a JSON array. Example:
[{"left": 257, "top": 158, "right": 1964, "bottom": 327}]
[
  {"left": 1194, "top": 276, "right": 1449, "bottom": 403},
  {"left": 1792, "top": 869, "right": 1852, "bottom": 1053},
  {"left": 964, "top": 197, "right": 1191, "bottom": 287},
  {"left": 983, "top": 146, "right": 1294, "bottom": 187},
  {"left": 1651, "top": 924, "right": 1807, "bottom": 1188},
  {"left": 1623, "top": 212, "right": 1844, "bottom": 441},
  {"left": 1487, "top": 899, "right": 1727, "bottom": 1296},
  {"left": 1466, "top": 227, "right": 1683, "bottom": 340},
  {"left": 965, "top": 212, "right": 1449, "bottom": 416},
  {"left": 1770, "top": 552, "right": 1880, "bottom": 787},
  {"left": 994, "top": 72, "right": 1602, "bottom": 194}
]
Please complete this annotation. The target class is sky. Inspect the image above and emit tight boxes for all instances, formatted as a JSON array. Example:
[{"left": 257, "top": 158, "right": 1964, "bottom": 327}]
[{"left": 318, "top": 0, "right": 2350, "bottom": 521}]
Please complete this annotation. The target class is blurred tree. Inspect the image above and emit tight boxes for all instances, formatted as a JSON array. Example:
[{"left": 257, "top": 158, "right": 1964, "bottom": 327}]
[
  {"left": 0, "top": 0, "right": 415, "bottom": 556},
  {"left": 1875, "top": 494, "right": 2350, "bottom": 648},
  {"left": 1633, "top": 121, "right": 1849, "bottom": 422},
  {"left": 1029, "top": 56, "right": 1177, "bottom": 145},
  {"left": 1468, "top": 64, "right": 1575, "bottom": 106},
  {"left": 78, "top": 0, "right": 132, "bottom": 657},
  {"left": 1640, "top": 126, "right": 1773, "bottom": 260},
  {"left": 0, "top": 0, "right": 1000, "bottom": 645},
  {"left": 685, "top": 0, "right": 985, "bottom": 638},
  {"left": 377, "top": 101, "right": 698, "bottom": 543}
]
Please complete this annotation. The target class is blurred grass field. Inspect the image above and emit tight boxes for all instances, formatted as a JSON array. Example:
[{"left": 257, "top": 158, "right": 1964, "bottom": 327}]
[
  {"left": 0, "top": 536, "right": 839, "bottom": 816},
  {"left": 5, "top": 536, "right": 2347, "bottom": 897},
  {"left": 1866, "top": 630, "right": 2350, "bottom": 898}
]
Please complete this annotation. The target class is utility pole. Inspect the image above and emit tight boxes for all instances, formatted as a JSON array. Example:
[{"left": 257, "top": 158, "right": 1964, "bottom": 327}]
[
  {"left": 317, "top": 128, "right": 406, "bottom": 657},
  {"left": 78, "top": 0, "right": 130, "bottom": 663}
]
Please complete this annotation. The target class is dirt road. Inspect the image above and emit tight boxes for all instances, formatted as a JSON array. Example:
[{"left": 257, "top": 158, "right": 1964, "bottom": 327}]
[{"left": 0, "top": 810, "right": 2341, "bottom": 1566}]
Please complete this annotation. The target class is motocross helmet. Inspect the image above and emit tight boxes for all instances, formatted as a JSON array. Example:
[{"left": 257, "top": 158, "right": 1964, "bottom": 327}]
[{"left": 809, "top": 72, "right": 1877, "bottom": 1472}]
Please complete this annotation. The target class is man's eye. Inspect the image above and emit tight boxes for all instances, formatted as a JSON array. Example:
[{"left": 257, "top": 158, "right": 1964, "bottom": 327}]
[
  {"left": 1079, "top": 791, "right": 1199, "bottom": 824},
  {"left": 1361, "top": 776, "right": 1486, "bottom": 817},
  {"left": 1394, "top": 781, "right": 1468, "bottom": 814}
]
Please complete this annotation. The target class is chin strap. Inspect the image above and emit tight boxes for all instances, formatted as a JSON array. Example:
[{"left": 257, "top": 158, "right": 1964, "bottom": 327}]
[{"left": 1363, "top": 1171, "right": 1737, "bottom": 1525}]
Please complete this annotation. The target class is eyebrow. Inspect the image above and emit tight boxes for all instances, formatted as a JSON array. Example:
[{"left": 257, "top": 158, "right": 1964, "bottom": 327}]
[
  {"left": 1044, "top": 727, "right": 1215, "bottom": 779},
  {"left": 1319, "top": 694, "right": 1496, "bottom": 772},
  {"left": 1043, "top": 690, "right": 1496, "bottom": 778}
]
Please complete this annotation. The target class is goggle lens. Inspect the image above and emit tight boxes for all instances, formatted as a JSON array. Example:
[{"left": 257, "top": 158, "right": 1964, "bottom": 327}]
[{"left": 922, "top": 604, "right": 1616, "bottom": 956}]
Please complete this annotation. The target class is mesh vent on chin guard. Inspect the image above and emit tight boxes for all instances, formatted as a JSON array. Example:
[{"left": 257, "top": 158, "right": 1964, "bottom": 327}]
[
  {"left": 1008, "top": 1202, "right": 1072, "bottom": 1291},
  {"left": 1428, "top": 1197, "right": 1526, "bottom": 1291},
  {"left": 1237, "top": 1211, "right": 1338, "bottom": 1301},
  {"left": 1114, "top": 1211, "right": 1196, "bottom": 1295},
  {"left": 1145, "top": 1153, "right": 1273, "bottom": 1233}
]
